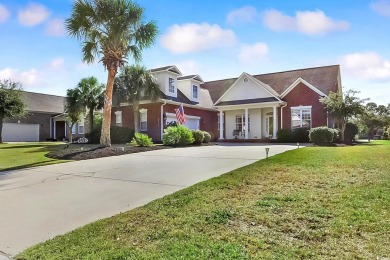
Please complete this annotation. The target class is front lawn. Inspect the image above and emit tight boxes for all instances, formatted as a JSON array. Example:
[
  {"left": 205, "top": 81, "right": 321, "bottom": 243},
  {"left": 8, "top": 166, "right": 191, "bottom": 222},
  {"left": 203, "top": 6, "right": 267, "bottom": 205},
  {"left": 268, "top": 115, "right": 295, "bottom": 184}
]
[
  {"left": 17, "top": 141, "right": 390, "bottom": 259},
  {"left": 0, "top": 142, "right": 69, "bottom": 171}
]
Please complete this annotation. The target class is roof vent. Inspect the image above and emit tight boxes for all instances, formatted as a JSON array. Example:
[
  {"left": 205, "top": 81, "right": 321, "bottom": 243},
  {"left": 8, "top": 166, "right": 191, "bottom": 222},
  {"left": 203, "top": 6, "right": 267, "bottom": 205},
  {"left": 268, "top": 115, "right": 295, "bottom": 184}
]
[{"left": 244, "top": 78, "right": 248, "bottom": 83}]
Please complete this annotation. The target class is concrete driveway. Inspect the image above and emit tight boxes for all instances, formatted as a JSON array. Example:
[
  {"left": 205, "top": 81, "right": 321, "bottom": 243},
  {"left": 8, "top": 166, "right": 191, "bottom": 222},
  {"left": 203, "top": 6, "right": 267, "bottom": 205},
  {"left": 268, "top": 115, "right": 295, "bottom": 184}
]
[{"left": 0, "top": 143, "right": 298, "bottom": 256}]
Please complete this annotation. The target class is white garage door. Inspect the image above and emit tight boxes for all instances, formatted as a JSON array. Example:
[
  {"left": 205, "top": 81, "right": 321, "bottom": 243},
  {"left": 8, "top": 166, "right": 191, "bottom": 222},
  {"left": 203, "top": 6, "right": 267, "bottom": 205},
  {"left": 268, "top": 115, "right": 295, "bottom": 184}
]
[
  {"left": 166, "top": 113, "right": 200, "bottom": 130},
  {"left": 2, "top": 123, "right": 40, "bottom": 142}
]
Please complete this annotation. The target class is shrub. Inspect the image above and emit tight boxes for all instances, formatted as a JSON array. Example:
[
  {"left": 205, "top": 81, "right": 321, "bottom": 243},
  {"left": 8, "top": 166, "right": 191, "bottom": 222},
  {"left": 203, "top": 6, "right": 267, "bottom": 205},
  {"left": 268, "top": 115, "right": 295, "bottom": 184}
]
[
  {"left": 344, "top": 123, "right": 359, "bottom": 144},
  {"left": 203, "top": 131, "right": 212, "bottom": 143},
  {"left": 331, "top": 128, "right": 342, "bottom": 143},
  {"left": 87, "top": 125, "right": 134, "bottom": 144},
  {"left": 309, "top": 127, "right": 334, "bottom": 145},
  {"left": 277, "top": 129, "right": 294, "bottom": 143},
  {"left": 131, "top": 133, "right": 153, "bottom": 147},
  {"left": 293, "top": 127, "right": 310, "bottom": 143},
  {"left": 383, "top": 131, "right": 389, "bottom": 140},
  {"left": 192, "top": 130, "right": 204, "bottom": 145},
  {"left": 163, "top": 125, "right": 194, "bottom": 146}
]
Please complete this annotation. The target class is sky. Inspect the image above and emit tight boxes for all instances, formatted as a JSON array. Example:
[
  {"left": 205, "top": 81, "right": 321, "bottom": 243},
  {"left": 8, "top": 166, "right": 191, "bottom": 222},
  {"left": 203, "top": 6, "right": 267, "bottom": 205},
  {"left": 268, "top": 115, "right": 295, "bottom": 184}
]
[{"left": 0, "top": 0, "right": 390, "bottom": 105}]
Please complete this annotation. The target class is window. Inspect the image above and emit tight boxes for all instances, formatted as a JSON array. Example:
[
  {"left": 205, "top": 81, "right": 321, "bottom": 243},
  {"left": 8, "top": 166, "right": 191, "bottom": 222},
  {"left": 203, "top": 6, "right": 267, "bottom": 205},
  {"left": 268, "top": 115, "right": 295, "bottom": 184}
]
[
  {"left": 291, "top": 107, "right": 311, "bottom": 129},
  {"left": 140, "top": 109, "right": 147, "bottom": 131},
  {"left": 168, "top": 78, "right": 175, "bottom": 93},
  {"left": 72, "top": 124, "right": 77, "bottom": 134},
  {"left": 235, "top": 114, "right": 250, "bottom": 132},
  {"left": 78, "top": 119, "right": 85, "bottom": 134},
  {"left": 192, "top": 85, "right": 198, "bottom": 99},
  {"left": 115, "top": 111, "right": 122, "bottom": 127}
]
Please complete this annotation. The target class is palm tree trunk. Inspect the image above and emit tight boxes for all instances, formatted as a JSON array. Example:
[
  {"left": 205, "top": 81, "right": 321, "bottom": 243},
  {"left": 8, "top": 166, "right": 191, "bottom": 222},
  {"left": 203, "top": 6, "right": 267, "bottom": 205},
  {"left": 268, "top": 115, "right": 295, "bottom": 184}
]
[
  {"left": 0, "top": 116, "right": 3, "bottom": 143},
  {"left": 89, "top": 107, "right": 94, "bottom": 133},
  {"left": 67, "top": 122, "right": 73, "bottom": 143},
  {"left": 133, "top": 103, "right": 139, "bottom": 133},
  {"left": 100, "top": 65, "right": 117, "bottom": 147}
]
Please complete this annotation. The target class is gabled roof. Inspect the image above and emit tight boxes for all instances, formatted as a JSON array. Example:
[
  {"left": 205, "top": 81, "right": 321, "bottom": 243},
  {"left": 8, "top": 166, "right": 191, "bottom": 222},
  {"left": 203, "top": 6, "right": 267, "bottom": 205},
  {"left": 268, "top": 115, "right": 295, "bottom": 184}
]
[
  {"left": 177, "top": 75, "right": 204, "bottom": 83},
  {"left": 150, "top": 65, "right": 182, "bottom": 75},
  {"left": 22, "top": 91, "right": 66, "bottom": 114},
  {"left": 201, "top": 65, "right": 340, "bottom": 103}
]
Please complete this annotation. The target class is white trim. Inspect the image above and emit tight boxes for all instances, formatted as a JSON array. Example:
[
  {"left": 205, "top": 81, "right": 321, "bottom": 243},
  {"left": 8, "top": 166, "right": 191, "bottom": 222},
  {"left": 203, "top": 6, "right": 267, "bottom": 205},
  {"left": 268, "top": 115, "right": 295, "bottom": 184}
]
[
  {"left": 115, "top": 111, "right": 122, "bottom": 126},
  {"left": 177, "top": 74, "right": 204, "bottom": 83},
  {"left": 151, "top": 65, "right": 182, "bottom": 76},
  {"left": 214, "top": 72, "right": 282, "bottom": 106},
  {"left": 215, "top": 101, "right": 283, "bottom": 111},
  {"left": 290, "top": 105, "right": 312, "bottom": 109},
  {"left": 280, "top": 78, "right": 327, "bottom": 98},
  {"left": 165, "top": 112, "right": 201, "bottom": 120},
  {"left": 291, "top": 106, "right": 312, "bottom": 129}
]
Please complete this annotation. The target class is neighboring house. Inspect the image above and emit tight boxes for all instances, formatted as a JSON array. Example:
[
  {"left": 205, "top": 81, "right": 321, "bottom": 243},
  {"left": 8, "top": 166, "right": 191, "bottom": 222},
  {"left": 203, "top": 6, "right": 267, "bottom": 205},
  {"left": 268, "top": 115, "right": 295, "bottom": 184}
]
[
  {"left": 112, "top": 64, "right": 342, "bottom": 141},
  {"left": 2, "top": 91, "right": 87, "bottom": 142}
]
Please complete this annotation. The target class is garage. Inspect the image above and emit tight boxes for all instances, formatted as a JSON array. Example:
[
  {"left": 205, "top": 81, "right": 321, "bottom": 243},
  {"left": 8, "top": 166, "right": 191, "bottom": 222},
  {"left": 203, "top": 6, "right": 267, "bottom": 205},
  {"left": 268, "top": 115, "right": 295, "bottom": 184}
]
[
  {"left": 166, "top": 113, "right": 200, "bottom": 130},
  {"left": 2, "top": 123, "right": 40, "bottom": 142}
]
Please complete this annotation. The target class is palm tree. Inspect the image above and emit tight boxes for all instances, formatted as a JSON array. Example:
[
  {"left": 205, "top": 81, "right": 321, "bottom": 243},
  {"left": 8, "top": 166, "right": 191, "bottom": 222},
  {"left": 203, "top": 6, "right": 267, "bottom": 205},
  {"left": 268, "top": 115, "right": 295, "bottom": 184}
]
[
  {"left": 76, "top": 77, "right": 105, "bottom": 133},
  {"left": 65, "top": 88, "right": 84, "bottom": 143},
  {"left": 115, "top": 65, "right": 161, "bottom": 132},
  {"left": 66, "top": 0, "right": 158, "bottom": 147}
]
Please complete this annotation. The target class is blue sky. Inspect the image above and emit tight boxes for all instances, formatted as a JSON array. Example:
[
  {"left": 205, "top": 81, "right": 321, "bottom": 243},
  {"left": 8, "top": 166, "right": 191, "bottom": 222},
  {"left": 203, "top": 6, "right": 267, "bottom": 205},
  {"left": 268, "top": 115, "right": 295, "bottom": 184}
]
[{"left": 0, "top": 0, "right": 390, "bottom": 104}]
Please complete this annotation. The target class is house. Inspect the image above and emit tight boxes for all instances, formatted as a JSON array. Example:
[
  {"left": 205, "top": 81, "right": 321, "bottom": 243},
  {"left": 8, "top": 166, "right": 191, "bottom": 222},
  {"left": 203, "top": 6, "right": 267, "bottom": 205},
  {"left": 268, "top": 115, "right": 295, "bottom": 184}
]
[
  {"left": 2, "top": 91, "right": 87, "bottom": 142},
  {"left": 112, "top": 64, "right": 342, "bottom": 141}
]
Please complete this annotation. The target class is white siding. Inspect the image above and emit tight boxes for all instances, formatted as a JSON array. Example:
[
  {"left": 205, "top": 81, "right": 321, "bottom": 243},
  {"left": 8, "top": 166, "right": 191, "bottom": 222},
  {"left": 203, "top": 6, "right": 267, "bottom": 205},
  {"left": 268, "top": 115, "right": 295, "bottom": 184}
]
[
  {"left": 152, "top": 71, "right": 178, "bottom": 98},
  {"left": 220, "top": 76, "right": 273, "bottom": 102}
]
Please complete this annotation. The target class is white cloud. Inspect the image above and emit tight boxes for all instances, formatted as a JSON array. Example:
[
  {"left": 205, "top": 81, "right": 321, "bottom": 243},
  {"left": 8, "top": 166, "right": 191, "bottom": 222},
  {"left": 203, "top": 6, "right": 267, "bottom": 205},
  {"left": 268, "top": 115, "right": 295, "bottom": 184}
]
[
  {"left": 0, "top": 68, "right": 43, "bottom": 87},
  {"left": 264, "top": 9, "right": 349, "bottom": 35},
  {"left": 341, "top": 52, "right": 390, "bottom": 81},
  {"left": 160, "top": 23, "right": 237, "bottom": 54},
  {"left": 45, "top": 19, "right": 66, "bottom": 36},
  {"left": 226, "top": 6, "right": 258, "bottom": 24},
  {"left": 48, "top": 57, "right": 64, "bottom": 70},
  {"left": 18, "top": 3, "right": 50, "bottom": 26},
  {"left": 370, "top": 0, "right": 390, "bottom": 17},
  {"left": 0, "top": 4, "right": 10, "bottom": 24},
  {"left": 239, "top": 43, "right": 269, "bottom": 63},
  {"left": 173, "top": 60, "right": 199, "bottom": 75}
]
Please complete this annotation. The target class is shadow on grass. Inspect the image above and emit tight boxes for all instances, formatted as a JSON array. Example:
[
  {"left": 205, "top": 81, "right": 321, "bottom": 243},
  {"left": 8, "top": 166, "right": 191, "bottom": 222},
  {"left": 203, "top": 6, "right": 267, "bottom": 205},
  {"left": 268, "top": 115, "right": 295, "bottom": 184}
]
[{"left": 0, "top": 160, "right": 68, "bottom": 173}]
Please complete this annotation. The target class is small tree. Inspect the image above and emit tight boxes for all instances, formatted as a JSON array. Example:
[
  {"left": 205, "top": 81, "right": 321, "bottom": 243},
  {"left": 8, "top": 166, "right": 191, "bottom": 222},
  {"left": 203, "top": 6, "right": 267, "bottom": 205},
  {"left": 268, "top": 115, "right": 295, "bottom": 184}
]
[
  {"left": 359, "top": 102, "right": 390, "bottom": 140},
  {"left": 320, "top": 90, "right": 367, "bottom": 142},
  {"left": 114, "top": 65, "right": 161, "bottom": 133},
  {"left": 65, "top": 88, "right": 84, "bottom": 143},
  {"left": 76, "top": 77, "right": 105, "bottom": 132},
  {"left": 0, "top": 80, "right": 26, "bottom": 143}
]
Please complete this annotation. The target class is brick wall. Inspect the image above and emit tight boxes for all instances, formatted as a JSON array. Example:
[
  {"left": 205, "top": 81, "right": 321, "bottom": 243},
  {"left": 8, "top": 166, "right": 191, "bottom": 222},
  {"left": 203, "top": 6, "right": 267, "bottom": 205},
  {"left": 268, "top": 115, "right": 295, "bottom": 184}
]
[
  {"left": 112, "top": 102, "right": 219, "bottom": 141},
  {"left": 280, "top": 82, "right": 328, "bottom": 129}
]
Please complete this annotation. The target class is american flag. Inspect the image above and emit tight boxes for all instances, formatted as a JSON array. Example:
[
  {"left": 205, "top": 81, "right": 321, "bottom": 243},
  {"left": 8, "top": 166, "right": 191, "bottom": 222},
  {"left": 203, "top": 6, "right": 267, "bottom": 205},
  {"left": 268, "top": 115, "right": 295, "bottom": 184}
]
[{"left": 175, "top": 104, "right": 186, "bottom": 124}]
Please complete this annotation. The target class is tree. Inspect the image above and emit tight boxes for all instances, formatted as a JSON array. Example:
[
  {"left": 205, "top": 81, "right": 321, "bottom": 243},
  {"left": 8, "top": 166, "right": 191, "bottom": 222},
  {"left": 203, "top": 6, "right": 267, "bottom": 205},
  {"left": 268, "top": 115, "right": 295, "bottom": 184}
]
[
  {"left": 320, "top": 90, "right": 367, "bottom": 142},
  {"left": 66, "top": 0, "right": 158, "bottom": 147},
  {"left": 65, "top": 88, "right": 84, "bottom": 143},
  {"left": 0, "top": 80, "right": 26, "bottom": 143},
  {"left": 76, "top": 77, "right": 105, "bottom": 132},
  {"left": 114, "top": 65, "right": 161, "bottom": 132},
  {"left": 359, "top": 102, "right": 390, "bottom": 140}
]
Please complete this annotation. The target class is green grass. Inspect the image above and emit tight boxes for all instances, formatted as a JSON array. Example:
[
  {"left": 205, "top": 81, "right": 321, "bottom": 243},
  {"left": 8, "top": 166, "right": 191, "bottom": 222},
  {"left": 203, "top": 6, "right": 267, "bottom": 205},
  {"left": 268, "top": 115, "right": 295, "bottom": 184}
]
[
  {"left": 17, "top": 141, "right": 390, "bottom": 259},
  {"left": 0, "top": 142, "right": 68, "bottom": 171}
]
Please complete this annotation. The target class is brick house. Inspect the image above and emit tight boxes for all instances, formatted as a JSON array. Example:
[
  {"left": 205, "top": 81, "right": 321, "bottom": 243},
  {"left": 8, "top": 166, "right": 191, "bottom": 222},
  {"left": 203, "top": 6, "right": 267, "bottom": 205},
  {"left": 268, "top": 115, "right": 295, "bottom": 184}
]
[
  {"left": 2, "top": 91, "right": 88, "bottom": 142},
  {"left": 112, "top": 64, "right": 342, "bottom": 141}
]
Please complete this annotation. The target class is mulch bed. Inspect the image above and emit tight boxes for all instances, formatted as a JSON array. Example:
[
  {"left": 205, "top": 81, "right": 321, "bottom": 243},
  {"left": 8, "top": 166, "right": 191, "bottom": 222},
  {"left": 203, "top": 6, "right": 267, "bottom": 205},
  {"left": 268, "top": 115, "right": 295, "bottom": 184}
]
[{"left": 46, "top": 146, "right": 173, "bottom": 161}]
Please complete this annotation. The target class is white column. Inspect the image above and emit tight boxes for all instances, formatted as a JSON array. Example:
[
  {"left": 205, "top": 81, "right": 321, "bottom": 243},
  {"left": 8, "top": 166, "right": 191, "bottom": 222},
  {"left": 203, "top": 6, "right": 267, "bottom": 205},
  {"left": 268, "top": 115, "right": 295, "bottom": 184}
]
[
  {"left": 64, "top": 122, "right": 67, "bottom": 137},
  {"left": 54, "top": 120, "right": 57, "bottom": 139},
  {"left": 244, "top": 108, "right": 249, "bottom": 139},
  {"left": 273, "top": 106, "right": 277, "bottom": 139},
  {"left": 219, "top": 111, "right": 224, "bottom": 140}
]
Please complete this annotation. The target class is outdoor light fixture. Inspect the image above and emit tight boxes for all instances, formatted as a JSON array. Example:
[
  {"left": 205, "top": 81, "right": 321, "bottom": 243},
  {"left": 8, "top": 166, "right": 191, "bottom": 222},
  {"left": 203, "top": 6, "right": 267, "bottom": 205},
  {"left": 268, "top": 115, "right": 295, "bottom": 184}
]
[
  {"left": 265, "top": 147, "right": 270, "bottom": 159},
  {"left": 297, "top": 142, "right": 300, "bottom": 148}
]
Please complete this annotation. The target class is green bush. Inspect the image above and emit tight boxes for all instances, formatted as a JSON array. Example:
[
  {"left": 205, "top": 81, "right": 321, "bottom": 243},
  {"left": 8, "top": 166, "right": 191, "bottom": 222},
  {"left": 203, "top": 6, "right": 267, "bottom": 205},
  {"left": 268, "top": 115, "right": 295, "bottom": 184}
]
[
  {"left": 87, "top": 125, "right": 134, "bottom": 144},
  {"left": 163, "top": 125, "right": 194, "bottom": 146},
  {"left": 309, "top": 127, "right": 334, "bottom": 145},
  {"left": 331, "top": 128, "right": 341, "bottom": 143},
  {"left": 277, "top": 129, "right": 294, "bottom": 143},
  {"left": 344, "top": 123, "right": 359, "bottom": 144},
  {"left": 192, "top": 130, "right": 204, "bottom": 145},
  {"left": 293, "top": 127, "right": 310, "bottom": 143},
  {"left": 203, "top": 131, "right": 212, "bottom": 143},
  {"left": 131, "top": 133, "right": 153, "bottom": 147}
]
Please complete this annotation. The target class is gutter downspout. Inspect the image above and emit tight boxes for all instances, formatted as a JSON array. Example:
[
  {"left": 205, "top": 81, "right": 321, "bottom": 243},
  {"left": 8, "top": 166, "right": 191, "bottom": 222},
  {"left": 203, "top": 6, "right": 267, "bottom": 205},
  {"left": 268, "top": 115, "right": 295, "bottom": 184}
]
[
  {"left": 280, "top": 102, "right": 287, "bottom": 129},
  {"left": 50, "top": 117, "right": 53, "bottom": 139},
  {"left": 161, "top": 100, "right": 167, "bottom": 141}
]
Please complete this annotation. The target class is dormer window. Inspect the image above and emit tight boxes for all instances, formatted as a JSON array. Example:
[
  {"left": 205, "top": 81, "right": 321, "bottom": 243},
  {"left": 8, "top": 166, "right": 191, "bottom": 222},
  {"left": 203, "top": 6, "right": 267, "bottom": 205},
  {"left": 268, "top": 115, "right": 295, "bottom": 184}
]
[
  {"left": 192, "top": 85, "right": 198, "bottom": 99},
  {"left": 169, "top": 78, "right": 175, "bottom": 93}
]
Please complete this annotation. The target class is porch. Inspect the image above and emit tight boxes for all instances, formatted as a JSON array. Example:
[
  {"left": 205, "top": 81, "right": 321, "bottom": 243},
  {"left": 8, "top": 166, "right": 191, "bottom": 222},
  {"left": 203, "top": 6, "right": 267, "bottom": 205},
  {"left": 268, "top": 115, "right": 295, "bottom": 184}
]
[{"left": 218, "top": 105, "right": 281, "bottom": 140}]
